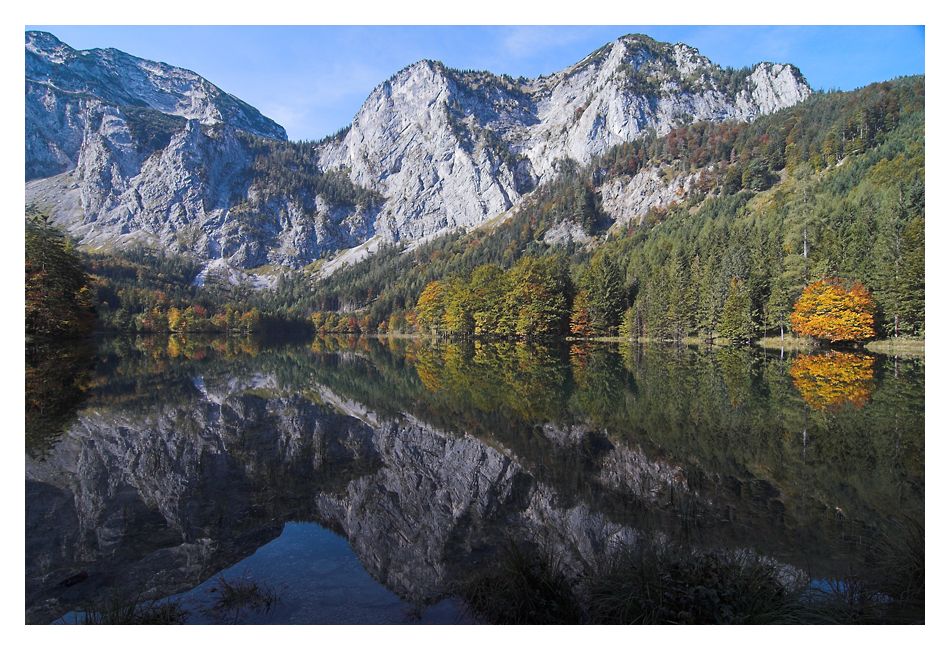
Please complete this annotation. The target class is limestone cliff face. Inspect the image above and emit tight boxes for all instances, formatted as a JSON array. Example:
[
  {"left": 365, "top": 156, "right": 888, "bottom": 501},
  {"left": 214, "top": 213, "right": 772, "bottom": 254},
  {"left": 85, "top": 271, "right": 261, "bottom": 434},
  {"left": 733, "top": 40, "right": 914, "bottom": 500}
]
[
  {"left": 26, "top": 29, "right": 285, "bottom": 180},
  {"left": 320, "top": 36, "right": 810, "bottom": 246},
  {"left": 599, "top": 167, "right": 703, "bottom": 227},
  {"left": 26, "top": 30, "right": 811, "bottom": 273},
  {"left": 26, "top": 31, "right": 378, "bottom": 269},
  {"left": 27, "top": 112, "right": 377, "bottom": 270},
  {"left": 317, "top": 61, "right": 539, "bottom": 244}
]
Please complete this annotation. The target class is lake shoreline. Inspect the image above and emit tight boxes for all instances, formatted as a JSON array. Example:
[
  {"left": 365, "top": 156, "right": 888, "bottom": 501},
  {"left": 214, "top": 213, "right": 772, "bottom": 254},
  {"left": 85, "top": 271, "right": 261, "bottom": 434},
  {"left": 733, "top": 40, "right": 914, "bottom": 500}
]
[{"left": 334, "top": 332, "right": 927, "bottom": 358}]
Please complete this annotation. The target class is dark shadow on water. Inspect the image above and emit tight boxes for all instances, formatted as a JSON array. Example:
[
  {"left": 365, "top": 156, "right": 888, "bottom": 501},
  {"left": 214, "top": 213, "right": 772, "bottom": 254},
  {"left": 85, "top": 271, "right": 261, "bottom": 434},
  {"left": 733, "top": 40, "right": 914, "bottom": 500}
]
[{"left": 26, "top": 339, "right": 96, "bottom": 458}]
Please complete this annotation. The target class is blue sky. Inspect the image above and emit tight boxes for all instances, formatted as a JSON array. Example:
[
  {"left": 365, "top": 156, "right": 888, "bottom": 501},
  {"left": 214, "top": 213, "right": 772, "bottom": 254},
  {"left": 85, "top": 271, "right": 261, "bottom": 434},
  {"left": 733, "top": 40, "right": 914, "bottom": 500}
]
[{"left": 26, "top": 25, "right": 925, "bottom": 141}]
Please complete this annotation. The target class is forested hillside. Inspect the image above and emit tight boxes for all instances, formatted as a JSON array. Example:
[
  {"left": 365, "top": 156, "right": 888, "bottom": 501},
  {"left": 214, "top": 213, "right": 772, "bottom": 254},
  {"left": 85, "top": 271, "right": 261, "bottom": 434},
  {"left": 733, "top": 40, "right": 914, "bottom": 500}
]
[
  {"left": 25, "top": 222, "right": 309, "bottom": 336},
  {"left": 287, "top": 75, "right": 923, "bottom": 342},
  {"left": 32, "top": 76, "right": 923, "bottom": 345}
]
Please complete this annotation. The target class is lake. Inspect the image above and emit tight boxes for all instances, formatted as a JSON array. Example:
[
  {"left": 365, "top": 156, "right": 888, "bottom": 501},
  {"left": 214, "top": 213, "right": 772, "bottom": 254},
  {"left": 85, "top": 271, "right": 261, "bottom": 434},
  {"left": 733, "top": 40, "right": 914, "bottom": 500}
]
[{"left": 25, "top": 335, "right": 924, "bottom": 624}]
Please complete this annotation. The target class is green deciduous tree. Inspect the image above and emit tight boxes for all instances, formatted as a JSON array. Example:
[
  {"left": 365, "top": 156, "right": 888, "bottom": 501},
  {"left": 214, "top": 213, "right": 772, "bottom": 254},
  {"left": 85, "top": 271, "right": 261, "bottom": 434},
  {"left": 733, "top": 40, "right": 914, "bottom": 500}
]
[
  {"left": 506, "top": 256, "right": 572, "bottom": 339},
  {"left": 441, "top": 276, "right": 474, "bottom": 337},
  {"left": 469, "top": 264, "right": 509, "bottom": 337}
]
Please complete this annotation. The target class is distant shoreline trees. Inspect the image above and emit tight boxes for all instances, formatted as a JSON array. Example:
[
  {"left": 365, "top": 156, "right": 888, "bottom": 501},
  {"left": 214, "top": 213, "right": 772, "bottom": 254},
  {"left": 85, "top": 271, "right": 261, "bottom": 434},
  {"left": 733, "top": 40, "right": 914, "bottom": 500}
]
[
  {"left": 408, "top": 257, "right": 573, "bottom": 340},
  {"left": 309, "top": 268, "right": 896, "bottom": 350},
  {"left": 26, "top": 213, "right": 275, "bottom": 337}
]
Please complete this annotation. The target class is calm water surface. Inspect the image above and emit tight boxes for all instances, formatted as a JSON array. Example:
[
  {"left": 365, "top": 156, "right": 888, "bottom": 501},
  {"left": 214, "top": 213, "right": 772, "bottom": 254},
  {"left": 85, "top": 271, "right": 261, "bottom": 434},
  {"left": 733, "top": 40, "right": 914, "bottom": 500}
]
[{"left": 26, "top": 336, "right": 924, "bottom": 624}]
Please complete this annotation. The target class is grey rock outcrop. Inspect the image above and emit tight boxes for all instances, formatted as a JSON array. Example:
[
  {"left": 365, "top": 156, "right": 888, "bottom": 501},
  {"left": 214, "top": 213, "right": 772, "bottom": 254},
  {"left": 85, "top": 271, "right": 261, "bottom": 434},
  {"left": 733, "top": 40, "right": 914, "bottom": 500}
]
[
  {"left": 26, "top": 30, "right": 811, "bottom": 274},
  {"left": 27, "top": 30, "right": 285, "bottom": 180},
  {"left": 599, "top": 166, "right": 703, "bottom": 227},
  {"left": 320, "top": 36, "right": 810, "bottom": 246},
  {"left": 26, "top": 107, "right": 378, "bottom": 268}
]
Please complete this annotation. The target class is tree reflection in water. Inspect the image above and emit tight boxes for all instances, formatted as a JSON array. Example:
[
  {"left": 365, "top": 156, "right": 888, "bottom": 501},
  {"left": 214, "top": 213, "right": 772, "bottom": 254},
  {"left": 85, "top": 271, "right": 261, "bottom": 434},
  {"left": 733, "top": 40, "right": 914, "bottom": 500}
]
[{"left": 791, "top": 351, "right": 876, "bottom": 411}]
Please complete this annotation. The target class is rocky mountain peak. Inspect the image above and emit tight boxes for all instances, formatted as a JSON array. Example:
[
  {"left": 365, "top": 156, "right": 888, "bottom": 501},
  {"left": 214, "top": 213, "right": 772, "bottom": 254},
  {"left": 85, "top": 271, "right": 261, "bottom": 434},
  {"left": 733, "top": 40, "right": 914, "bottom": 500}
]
[
  {"left": 740, "top": 61, "right": 812, "bottom": 114},
  {"left": 26, "top": 30, "right": 812, "bottom": 277},
  {"left": 26, "top": 30, "right": 287, "bottom": 142},
  {"left": 25, "top": 30, "right": 69, "bottom": 59}
]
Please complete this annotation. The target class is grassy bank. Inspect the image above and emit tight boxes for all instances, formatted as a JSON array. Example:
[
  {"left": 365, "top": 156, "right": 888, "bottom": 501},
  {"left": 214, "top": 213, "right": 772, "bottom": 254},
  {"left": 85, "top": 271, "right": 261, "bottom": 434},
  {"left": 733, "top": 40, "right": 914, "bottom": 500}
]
[
  {"left": 757, "top": 336, "right": 820, "bottom": 352},
  {"left": 866, "top": 337, "right": 925, "bottom": 358},
  {"left": 536, "top": 335, "right": 731, "bottom": 346},
  {"left": 336, "top": 332, "right": 926, "bottom": 360}
]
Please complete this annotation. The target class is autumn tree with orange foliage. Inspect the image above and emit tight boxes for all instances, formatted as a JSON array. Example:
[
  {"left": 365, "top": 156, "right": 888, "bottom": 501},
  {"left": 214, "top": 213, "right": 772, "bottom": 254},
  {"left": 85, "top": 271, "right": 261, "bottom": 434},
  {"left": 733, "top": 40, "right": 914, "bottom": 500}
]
[
  {"left": 790, "top": 278, "right": 876, "bottom": 343},
  {"left": 569, "top": 290, "right": 593, "bottom": 337}
]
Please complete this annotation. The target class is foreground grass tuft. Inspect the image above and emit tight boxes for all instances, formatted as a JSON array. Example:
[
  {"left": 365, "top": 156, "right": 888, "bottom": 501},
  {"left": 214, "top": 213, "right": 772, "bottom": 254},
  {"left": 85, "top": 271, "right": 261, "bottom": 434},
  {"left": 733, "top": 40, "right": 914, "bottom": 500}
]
[
  {"left": 756, "top": 335, "right": 820, "bottom": 352},
  {"left": 78, "top": 598, "right": 187, "bottom": 625},
  {"left": 865, "top": 337, "right": 925, "bottom": 358},
  {"left": 456, "top": 524, "right": 924, "bottom": 625},
  {"left": 457, "top": 540, "right": 582, "bottom": 624},
  {"left": 585, "top": 546, "right": 805, "bottom": 624},
  {"left": 204, "top": 575, "right": 282, "bottom": 623}
]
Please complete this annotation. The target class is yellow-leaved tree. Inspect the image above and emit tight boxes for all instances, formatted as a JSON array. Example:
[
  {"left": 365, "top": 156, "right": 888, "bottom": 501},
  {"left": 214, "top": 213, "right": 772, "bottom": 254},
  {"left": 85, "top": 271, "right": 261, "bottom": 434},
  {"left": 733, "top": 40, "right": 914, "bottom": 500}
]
[
  {"left": 790, "top": 278, "right": 876, "bottom": 343},
  {"left": 414, "top": 280, "right": 446, "bottom": 334}
]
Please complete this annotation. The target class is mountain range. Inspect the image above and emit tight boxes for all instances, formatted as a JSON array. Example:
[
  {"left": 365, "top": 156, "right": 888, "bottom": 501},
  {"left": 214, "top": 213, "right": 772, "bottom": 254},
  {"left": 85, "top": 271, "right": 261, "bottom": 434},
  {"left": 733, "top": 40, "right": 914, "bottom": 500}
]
[{"left": 25, "top": 30, "right": 811, "bottom": 279}]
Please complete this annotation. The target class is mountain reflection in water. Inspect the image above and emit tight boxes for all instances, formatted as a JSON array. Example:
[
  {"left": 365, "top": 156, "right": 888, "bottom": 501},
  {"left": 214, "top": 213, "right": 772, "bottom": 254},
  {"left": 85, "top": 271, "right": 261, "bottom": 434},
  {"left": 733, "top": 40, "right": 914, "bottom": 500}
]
[{"left": 26, "top": 335, "right": 924, "bottom": 624}]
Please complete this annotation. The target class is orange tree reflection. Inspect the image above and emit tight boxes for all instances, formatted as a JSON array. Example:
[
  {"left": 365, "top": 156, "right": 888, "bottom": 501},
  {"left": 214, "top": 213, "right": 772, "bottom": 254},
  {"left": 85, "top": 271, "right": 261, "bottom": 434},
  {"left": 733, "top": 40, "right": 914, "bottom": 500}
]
[{"left": 790, "top": 351, "right": 875, "bottom": 411}]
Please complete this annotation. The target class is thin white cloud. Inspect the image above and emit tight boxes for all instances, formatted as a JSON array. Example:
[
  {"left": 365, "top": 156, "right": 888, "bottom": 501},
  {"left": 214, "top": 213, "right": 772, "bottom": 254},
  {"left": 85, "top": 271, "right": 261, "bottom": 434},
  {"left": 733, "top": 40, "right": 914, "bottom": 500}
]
[
  {"left": 499, "top": 26, "right": 600, "bottom": 60},
  {"left": 749, "top": 26, "right": 805, "bottom": 61},
  {"left": 258, "top": 60, "right": 388, "bottom": 139},
  {"left": 674, "top": 25, "right": 804, "bottom": 66}
]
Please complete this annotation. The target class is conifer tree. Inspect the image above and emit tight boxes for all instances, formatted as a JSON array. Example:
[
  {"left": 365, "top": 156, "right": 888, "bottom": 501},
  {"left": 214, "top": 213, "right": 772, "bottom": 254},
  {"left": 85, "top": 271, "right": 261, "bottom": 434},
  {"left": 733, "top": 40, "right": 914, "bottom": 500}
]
[
  {"left": 665, "top": 254, "right": 690, "bottom": 340},
  {"left": 697, "top": 258, "right": 721, "bottom": 341},
  {"left": 764, "top": 273, "right": 794, "bottom": 341},
  {"left": 718, "top": 277, "right": 755, "bottom": 343},
  {"left": 896, "top": 216, "right": 924, "bottom": 335},
  {"left": 618, "top": 306, "right": 638, "bottom": 340},
  {"left": 582, "top": 251, "right": 625, "bottom": 335},
  {"left": 25, "top": 214, "right": 94, "bottom": 340},
  {"left": 686, "top": 255, "right": 702, "bottom": 333}
]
